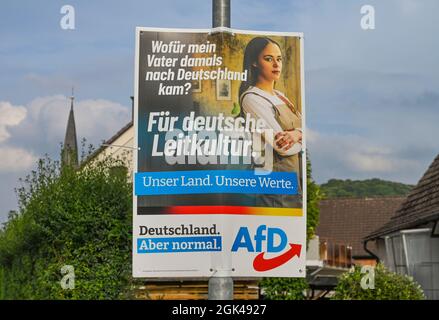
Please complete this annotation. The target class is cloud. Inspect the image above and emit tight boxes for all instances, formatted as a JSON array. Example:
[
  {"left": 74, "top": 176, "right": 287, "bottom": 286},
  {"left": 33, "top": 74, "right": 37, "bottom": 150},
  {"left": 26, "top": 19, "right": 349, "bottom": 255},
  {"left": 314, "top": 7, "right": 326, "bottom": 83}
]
[
  {"left": 0, "top": 95, "right": 131, "bottom": 172},
  {"left": 307, "top": 130, "right": 425, "bottom": 184},
  {"left": 345, "top": 148, "right": 418, "bottom": 173},
  {"left": 305, "top": 127, "right": 318, "bottom": 144},
  {"left": 0, "top": 101, "right": 36, "bottom": 173},
  {"left": 0, "top": 101, "right": 26, "bottom": 142},
  {"left": 8, "top": 95, "right": 131, "bottom": 157},
  {"left": 305, "top": 64, "right": 439, "bottom": 185},
  {"left": 0, "top": 146, "right": 37, "bottom": 172}
]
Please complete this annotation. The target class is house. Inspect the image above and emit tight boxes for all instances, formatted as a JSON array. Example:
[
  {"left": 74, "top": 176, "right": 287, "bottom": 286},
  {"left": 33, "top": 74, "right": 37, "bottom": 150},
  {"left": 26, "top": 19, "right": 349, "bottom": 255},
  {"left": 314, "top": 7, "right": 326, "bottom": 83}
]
[
  {"left": 317, "top": 197, "right": 406, "bottom": 266},
  {"left": 364, "top": 154, "right": 439, "bottom": 300},
  {"left": 85, "top": 120, "right": 135, "bottom": 176}
]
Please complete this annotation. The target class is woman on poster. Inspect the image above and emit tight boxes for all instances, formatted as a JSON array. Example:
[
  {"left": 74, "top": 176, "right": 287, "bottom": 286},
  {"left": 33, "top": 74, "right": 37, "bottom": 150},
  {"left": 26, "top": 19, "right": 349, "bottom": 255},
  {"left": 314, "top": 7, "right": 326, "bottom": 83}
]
[{"left": 239, "top": 36, "right": 303, "bottom": 208}]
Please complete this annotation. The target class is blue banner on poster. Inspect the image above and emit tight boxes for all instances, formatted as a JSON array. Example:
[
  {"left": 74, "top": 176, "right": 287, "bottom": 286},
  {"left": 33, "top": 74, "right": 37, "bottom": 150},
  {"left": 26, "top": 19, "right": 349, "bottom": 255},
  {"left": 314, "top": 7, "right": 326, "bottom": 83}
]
[
  {"left": 134, "top": 170, "right": 298, "bottom": 195},
  {"left": 137, "top": 236, "right": 222, "bottom": 253}
]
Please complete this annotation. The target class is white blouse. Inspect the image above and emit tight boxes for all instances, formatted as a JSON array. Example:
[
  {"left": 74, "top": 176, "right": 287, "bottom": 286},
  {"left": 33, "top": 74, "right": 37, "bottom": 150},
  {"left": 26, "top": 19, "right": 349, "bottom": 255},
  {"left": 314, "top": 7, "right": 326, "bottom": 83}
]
[{"left": 241, "top": 86, "right": 301, "bottom": 157}]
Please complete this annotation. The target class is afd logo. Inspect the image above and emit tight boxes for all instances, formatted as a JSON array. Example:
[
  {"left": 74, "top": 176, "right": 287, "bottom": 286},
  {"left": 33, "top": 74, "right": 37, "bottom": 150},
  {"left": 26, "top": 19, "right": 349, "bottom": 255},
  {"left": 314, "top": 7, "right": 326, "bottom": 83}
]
[{"left": 231, "top": 225, "right": 301, "bottom": 272}]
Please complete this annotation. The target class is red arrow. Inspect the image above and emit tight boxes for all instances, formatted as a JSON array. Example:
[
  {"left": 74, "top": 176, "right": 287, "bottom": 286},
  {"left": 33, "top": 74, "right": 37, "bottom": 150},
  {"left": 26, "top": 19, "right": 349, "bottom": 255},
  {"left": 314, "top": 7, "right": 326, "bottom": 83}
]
[{"left": 253, "top": 243, "right": 302, "bottom": 272}]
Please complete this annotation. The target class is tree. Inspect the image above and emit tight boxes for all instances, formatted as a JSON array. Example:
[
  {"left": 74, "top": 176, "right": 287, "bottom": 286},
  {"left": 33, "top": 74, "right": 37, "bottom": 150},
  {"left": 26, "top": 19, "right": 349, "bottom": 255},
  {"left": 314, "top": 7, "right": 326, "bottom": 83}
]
[
  {"left": 260, "top": 155, "right": 322, "bottom": 300},
  {"left": 0, "top": 154, "right": 132, "bottom": 299},
  {"left": 320, "top": 178, "right": 414, "bottom": 198},
  {"left": 305, "top": 157, "right": 322, "bottom": 242}
]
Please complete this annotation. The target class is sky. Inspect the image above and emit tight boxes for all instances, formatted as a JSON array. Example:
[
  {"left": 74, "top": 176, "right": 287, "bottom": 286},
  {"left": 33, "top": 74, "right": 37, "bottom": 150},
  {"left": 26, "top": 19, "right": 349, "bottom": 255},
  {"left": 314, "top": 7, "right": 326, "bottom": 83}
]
[{"left": 0, "top": 0, "right": 438, "bottom": 223}]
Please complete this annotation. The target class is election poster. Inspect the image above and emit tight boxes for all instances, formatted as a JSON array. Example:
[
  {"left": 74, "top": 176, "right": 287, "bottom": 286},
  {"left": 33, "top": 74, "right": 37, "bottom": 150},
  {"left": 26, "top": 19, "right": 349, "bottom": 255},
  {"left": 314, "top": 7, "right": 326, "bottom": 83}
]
[{"left": 133, "top": 27, "right": 306, "bottom": 278}]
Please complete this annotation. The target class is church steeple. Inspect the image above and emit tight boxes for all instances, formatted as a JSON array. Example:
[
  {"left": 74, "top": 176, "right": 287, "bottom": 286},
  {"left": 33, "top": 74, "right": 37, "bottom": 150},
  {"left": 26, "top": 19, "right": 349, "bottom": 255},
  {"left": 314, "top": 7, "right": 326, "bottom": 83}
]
[{"left": 62, "top": 88, "right": 79, "bottom": 168}]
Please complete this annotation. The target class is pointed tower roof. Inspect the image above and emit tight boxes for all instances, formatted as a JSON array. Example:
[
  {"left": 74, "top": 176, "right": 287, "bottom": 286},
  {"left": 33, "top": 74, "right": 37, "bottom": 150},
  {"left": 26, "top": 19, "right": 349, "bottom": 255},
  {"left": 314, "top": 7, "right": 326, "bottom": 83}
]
[{"left": 62, "top": 89, "right": 79, "bottom": 168}]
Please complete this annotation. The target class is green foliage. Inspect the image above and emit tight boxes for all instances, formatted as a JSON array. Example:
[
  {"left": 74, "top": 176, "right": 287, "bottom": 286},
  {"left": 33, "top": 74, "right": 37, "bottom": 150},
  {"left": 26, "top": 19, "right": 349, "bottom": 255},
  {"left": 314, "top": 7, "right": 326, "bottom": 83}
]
[
  {"left": 260, "top": 277, "right": 308, "bottom": 300},
  {"left": 320, "top": 178, "right": 414, "bottom": 198},
  {"left": 0, "top": 154, "right": 133, "bottom": 299},
  {"left": 260, "top": 154, "right": 321, "bottom": 300},
  {"left": 332, "top": 264, "right": 425, "bottom": 300},
  {"left": 306, "top": 157, "right": 323, "bottom": 242}
]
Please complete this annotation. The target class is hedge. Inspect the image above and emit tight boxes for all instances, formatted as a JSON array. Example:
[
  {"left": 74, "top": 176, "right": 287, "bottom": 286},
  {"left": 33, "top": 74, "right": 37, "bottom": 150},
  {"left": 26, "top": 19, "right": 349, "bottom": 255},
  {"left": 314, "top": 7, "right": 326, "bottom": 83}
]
[{"left": 0, "top": 155, "right": 133, "bottom": 299}]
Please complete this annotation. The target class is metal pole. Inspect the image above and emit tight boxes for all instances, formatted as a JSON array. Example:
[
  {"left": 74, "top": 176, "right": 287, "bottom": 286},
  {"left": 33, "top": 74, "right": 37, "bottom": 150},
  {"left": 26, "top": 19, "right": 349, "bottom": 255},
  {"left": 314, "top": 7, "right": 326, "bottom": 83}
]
[
  {"left": 212, "top": 0, "right": 230, "bottom": 28},
  {"left": 208, "top": 272, "right": 233, "bottom": 300},
  {"left": 209, "top": 0, "right": 233, "bottom": 300}
]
